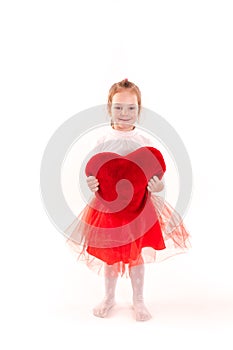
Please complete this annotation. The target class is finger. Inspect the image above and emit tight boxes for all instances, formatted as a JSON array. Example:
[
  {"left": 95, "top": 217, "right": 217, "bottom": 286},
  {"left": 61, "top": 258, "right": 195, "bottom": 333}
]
[
  {"left": 147, "top": 184, "right": 153, "bottom": 192},
  {"left": 90, "top": 181, "right": 99, "bottom": 187},
  {"left": 87, "top": 178, "right": 99, "bottom": 185},
  {"left": 153, "top": 175, "right": 159, "bottom": 182},
  {"left": 90, "top": 185, "right": 99, "bottom": 192},
  {"left": 149, "top": 178, "right": 156, "bottom": 186},
  {"left": 148, "top": 177, "right": 158, "bottom": 185},
  {"left": 148, "top": 180, "right": 158, "bottom": 190},
  {"left": 91, "top": 187, "right": 99, "bottom": 192},
  {"left": 87, "top": 176, "right": 98, "bottom": 182},
  {"left": 148, "top": 178, "right": 154, "bottom": 185},
  {"left": 89, "top": 183, "right": 99, "bottom": 189}
]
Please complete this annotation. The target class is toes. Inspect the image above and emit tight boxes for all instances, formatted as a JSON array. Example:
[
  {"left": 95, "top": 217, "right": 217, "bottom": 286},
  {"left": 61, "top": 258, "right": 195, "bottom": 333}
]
[
  {"left": 93, "top": 307, "right": 107, "bottom": 318},
  {"left": 93, "top": 301, "right": 115, "bottom": 318},
  {"left": 136, "top": 312, "right": 152, "bottom": 321},
  {"left": 133, "top": 303, "right": 152, "bottom": 321}
]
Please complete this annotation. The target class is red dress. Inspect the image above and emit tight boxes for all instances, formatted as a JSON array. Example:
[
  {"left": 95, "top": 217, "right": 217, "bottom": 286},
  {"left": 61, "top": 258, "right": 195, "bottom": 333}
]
[
  {"left": 65, "top": 146, "right": 190, "bottom": 276},
  {"left": 85, "top": 146, "right": 166, "bottom": 264}
]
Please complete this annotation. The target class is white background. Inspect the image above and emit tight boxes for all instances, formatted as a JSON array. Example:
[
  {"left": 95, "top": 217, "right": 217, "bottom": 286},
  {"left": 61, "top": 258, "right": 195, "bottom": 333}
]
[{"left": 1, "top": 1, "right": 233, "bottom": 349}]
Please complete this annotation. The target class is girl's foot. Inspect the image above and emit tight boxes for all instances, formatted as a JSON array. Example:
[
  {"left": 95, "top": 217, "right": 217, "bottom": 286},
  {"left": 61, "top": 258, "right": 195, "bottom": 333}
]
[
  {"left": 133, "top": 301, "right": 152, "bottom": 321},
  {"left": 93, "top": 298, "right": 116, "bottom": 318}
]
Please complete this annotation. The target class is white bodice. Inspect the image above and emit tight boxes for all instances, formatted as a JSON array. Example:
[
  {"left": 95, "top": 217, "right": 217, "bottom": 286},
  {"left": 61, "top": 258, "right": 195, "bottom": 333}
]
[{"left": 93, "top": 126, "right": 154, "bottom": 156}]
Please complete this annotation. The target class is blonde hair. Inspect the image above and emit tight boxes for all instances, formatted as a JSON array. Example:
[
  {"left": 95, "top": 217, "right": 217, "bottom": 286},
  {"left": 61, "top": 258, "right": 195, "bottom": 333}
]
[{"left": 107, "top": 79, "right": 142, "bottom": 124}]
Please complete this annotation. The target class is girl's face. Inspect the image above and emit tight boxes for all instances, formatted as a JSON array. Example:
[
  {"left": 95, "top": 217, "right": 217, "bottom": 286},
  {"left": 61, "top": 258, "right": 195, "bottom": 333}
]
[{"left": 110, "top": 91, "right": 139, "bottom": 131}]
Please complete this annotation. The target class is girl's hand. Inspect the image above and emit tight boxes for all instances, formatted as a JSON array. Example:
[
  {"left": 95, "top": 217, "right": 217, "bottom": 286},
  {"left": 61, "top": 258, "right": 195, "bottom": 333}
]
[
  {"left": 147, "top": 175, "right": 164, "bottom": 193},
  {"left": 86, "top": 175, "right": 99, "bottom": 192}
]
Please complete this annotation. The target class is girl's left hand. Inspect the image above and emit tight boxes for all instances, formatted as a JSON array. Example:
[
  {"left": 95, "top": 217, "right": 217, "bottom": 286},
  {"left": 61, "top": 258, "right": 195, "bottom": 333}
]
[{"left": 147, "top": 175, "right": 164, "bottom": 192}]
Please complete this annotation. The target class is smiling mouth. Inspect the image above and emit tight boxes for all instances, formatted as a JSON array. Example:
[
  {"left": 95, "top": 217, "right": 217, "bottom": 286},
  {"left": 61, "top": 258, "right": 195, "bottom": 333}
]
[{"left": 119, "top": 118, "right": 131, "bottom": 121}]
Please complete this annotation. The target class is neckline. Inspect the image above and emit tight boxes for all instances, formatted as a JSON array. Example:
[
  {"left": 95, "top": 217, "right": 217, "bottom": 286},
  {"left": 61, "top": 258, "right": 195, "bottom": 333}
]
[{"left": 109, "top": 125, "right": 137, "bottom": 137}]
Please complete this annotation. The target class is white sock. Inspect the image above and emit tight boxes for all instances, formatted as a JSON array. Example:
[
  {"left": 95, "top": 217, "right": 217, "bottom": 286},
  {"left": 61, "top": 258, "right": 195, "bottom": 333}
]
[
  {"left": 93, "top": 264, "right": 118, "bottom": 318},
  {"left": 129, "top": 264, "right": 152, "bottom": 321}
]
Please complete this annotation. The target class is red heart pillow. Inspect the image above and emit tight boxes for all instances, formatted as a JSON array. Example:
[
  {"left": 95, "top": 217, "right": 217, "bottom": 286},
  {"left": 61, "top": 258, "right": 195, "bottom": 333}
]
[{"left": 85, "top": 146, "right": 166, "bottom": 215}]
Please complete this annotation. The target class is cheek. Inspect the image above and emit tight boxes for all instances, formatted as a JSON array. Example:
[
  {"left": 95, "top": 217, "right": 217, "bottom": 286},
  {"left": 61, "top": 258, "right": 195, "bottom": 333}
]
[{"left": 132, "top": 114, "right": 139, "bottom": 122}]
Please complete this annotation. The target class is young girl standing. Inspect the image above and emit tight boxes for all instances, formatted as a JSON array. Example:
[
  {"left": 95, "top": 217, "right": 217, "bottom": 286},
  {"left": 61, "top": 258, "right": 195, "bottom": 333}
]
[{"left": 65, "top": 79, "right": 190, "bottom": 321}]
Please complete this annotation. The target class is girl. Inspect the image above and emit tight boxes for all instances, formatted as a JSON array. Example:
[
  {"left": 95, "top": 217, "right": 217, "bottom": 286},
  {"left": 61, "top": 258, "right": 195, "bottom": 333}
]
[{"left": 65, "top": 79, "right": 190, "bottom": 321}]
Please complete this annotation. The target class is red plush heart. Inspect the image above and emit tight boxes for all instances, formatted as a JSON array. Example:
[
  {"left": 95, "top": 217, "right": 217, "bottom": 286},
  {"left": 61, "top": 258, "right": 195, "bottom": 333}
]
[{"left": 85, "top": 146, "right": 166, "bottom": 215}]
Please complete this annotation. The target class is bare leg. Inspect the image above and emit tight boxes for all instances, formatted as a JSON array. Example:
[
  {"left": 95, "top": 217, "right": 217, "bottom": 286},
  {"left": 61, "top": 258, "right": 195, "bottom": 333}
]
[
  {"left": 129, "top": 264, "right": 152, "bottom": 321},
  {"left": 93, "top": 263, "right": 118, "bottom": 318}
]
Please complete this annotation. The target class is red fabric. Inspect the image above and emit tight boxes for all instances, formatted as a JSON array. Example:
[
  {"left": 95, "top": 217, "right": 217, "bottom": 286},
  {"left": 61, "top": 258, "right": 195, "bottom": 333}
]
[{"left": 84, "top": 147, "right": 167, "bottom": 264}]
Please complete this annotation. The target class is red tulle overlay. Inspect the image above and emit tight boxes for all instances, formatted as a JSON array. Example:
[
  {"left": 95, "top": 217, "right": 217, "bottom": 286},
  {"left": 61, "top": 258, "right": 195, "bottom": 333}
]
[
  {"left": 65, "top": 195, "right": 191, "bottom": 277},
  {"left": 65, "top": 147, "right": 191, "bottom": 277}
]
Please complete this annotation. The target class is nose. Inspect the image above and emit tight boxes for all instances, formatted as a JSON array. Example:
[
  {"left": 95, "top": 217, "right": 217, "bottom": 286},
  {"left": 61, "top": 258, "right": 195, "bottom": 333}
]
[{"left": 121, "top": 106, "right": 128, "bottom": 116}]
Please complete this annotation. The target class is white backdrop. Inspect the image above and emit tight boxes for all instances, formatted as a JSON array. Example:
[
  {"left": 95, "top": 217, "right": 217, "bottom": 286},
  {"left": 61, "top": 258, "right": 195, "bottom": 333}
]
[{"left": 1, "top": 1, "right": 233, "bottom": 349}]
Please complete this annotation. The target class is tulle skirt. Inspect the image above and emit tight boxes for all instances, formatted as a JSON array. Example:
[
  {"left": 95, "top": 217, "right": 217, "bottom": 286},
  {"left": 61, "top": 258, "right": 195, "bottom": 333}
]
[{"left": 65, "top": 193, "right": 191, "bottom": 277}]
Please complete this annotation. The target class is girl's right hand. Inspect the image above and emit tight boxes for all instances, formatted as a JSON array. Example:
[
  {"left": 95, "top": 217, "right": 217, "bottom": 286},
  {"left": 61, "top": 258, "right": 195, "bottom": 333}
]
[{"left": 86, "top": 176, "right": 99, "bottom": 192}]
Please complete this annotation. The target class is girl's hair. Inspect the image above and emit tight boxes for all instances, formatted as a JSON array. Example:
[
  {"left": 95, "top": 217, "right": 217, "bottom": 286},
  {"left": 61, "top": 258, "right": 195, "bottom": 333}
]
[{"left": 107, "top": 78, "right": 142, "bottom": 117}]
